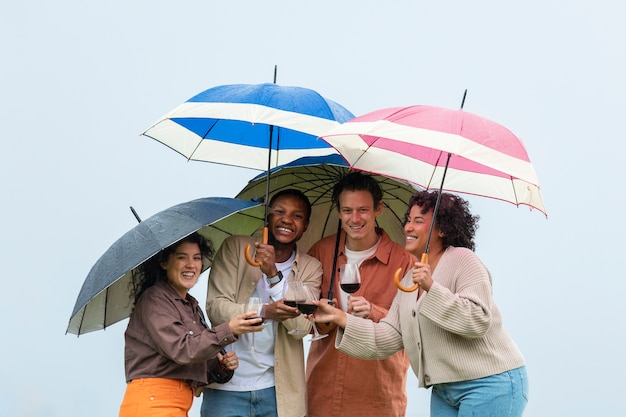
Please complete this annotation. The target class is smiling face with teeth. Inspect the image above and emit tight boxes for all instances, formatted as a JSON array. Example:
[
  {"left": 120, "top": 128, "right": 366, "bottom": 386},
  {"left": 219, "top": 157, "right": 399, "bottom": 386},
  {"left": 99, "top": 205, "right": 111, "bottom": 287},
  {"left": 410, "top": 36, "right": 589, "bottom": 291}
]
[
  {"left": 268, "top": 194, "right": 310, "bottom": 247},
  {"left": 337, "top": 189, "right": 383, "bottom": 251},
  {"left": 160, "top": 241, "right": 203, "bottom": 298},
  {"left": 404, "top": 204, "right": 440, "bottom": 257}
]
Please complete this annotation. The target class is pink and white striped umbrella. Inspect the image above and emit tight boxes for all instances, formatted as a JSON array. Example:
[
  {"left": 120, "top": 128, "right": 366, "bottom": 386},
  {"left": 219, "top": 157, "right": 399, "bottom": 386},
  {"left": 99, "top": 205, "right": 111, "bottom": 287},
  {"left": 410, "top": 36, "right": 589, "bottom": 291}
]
[{"left": 320, "top": 105, "right": 546, "bottom": 216}]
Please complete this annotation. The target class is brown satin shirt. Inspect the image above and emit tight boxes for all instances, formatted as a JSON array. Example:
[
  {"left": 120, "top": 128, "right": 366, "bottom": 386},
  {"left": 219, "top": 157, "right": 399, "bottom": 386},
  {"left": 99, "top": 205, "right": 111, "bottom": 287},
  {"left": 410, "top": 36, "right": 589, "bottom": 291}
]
[{"left": 124, "top": 280, "right": 237, "bottom": 386}]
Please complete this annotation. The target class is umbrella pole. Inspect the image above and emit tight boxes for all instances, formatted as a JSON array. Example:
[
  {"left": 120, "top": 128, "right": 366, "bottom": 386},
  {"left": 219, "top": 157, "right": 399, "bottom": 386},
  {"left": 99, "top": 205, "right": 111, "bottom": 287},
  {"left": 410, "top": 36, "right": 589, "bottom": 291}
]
[
  {"left": 245, "top": 66, "right": 278, "bottom": 266},
  {"left": 395, "top": 152, "right": 452, "bottom": 292},
  {"left": 422, "top": 152, "right": 452, "bottom": 261},
  {"left": 326, "top": 220, "right": 343, "bottom": 301},
  {"left": 244, "top": 133, "right": 272, "bottom": 266}
]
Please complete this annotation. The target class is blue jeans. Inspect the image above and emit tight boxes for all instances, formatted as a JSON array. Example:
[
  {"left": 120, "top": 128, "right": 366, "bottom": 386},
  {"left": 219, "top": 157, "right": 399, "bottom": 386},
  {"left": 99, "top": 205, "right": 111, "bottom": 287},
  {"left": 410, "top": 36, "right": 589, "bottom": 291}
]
[
  {"left": 201, "top": 386, "right": 277, "bottom": 417},
  {"left": 430, "top": 366, "right": 529, "bottom": 417}
]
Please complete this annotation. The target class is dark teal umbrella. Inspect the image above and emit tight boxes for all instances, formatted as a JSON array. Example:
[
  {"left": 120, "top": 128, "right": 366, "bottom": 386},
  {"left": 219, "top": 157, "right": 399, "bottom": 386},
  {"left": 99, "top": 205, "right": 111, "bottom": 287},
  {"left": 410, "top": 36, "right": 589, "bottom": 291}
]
[{"left": 66, "top": 197, "right": 265, "bottom": 336}]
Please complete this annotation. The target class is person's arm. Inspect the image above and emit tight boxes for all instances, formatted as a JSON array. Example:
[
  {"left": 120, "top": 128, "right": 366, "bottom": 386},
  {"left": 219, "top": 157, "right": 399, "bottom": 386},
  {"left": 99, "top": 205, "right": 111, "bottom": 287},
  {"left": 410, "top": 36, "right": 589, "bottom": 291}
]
[
  {"left": 206, "top": 236, "right": 251, "bottom": 324},
  {"left": 357, "top": 250, "right": 416, "bottom": 322},
  {"left": 310, "top": 297, "right": 404, "bottom": 359},
  {"left": 420, "top": 249, "right": 493, "bottom": 339}
]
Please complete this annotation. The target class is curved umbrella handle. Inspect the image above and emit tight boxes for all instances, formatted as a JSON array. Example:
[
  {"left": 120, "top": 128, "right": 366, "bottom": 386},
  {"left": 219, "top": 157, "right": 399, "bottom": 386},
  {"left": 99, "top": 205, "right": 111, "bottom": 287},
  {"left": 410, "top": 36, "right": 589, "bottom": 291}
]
[
  {"left": 394, "top": 253, "right": 428, "bottom": 292},
  {"left": 244, "top": 227, "right": 269, "bottom": 267}
]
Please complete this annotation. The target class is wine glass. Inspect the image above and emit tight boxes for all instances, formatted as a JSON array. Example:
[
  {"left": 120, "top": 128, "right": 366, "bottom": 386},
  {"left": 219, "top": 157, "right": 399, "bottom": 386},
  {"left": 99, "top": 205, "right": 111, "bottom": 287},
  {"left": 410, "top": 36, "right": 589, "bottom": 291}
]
[
  {"left": 340, "top": 263, "right": 361, "bottom": 295},
  {"left": 298, "top": 286, "right": 328, "bottom": 341},
  {"left": 283, "top": 279, "right": 308, "bottom": 335},
  {"left": 244, "top": 296, "right": 264, "bottom": 352}
]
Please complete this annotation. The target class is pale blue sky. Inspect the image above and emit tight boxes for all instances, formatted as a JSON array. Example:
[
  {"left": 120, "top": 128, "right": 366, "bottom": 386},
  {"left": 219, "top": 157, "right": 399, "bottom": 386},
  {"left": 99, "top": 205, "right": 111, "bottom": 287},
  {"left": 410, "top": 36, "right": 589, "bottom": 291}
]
[{"left": 1, "top": 1, "right": 625, "bottom": 416}]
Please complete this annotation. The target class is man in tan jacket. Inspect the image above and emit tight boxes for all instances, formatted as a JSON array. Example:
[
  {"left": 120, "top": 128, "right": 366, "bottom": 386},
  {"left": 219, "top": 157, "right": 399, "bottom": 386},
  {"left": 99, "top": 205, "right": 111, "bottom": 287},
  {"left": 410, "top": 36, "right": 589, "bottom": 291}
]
[{"left": 201, "top": 189, "right": 322, "bottom": 417}]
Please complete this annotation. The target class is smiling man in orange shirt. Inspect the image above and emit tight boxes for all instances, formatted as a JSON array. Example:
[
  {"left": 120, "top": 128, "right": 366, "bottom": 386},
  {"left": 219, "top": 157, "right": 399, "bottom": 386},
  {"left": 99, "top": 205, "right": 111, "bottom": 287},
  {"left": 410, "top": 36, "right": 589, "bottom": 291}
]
[{"left": 306, "top": 172, "right": 416, "bottom": 417}]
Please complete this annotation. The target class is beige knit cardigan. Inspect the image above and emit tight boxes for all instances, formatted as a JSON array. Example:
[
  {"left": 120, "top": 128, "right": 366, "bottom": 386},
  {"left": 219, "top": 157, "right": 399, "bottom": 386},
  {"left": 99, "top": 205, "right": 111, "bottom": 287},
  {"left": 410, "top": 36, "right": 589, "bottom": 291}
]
[{"left": 336, "top": 246, "right": 525, "bottom": 388}]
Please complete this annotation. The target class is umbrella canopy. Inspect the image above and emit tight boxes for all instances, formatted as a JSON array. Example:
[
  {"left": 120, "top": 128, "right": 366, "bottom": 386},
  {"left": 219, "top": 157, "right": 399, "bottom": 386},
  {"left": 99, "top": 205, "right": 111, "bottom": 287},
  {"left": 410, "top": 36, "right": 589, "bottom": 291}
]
[
  {"left": 66, "top": 197, "right": 265, "bottom": 336},
  {"left": 235, "top": 154, "right": 420, "bottom": 254},
  {"left": 141, "top": 83, "right": 355, "bottom": 171},
  {"left": 320, "top": 105, "right": 546, "bottom": 216}
]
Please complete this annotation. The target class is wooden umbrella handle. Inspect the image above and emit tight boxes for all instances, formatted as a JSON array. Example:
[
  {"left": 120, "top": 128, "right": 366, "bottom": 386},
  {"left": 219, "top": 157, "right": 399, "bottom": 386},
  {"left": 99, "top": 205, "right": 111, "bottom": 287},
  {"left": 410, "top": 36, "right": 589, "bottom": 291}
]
[
  {"left": 244, "top": 227, "right": 269, "bottom": 267},
  {"left": 394, "top": 253, "right": 428, "bottom": 292}
]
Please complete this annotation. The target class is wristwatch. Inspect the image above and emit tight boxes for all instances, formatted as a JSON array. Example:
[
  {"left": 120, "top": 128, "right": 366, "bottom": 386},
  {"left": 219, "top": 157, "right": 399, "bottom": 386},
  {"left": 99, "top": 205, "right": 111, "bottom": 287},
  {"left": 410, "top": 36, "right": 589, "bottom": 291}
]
[{"left": 266, "top": 270, "right": 283, "bottom": 285}]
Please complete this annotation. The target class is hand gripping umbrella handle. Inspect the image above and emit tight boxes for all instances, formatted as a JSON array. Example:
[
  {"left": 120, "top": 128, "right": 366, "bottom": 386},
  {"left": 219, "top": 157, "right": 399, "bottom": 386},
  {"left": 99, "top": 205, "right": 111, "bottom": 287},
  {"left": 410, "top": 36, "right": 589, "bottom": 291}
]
[
  {"left": 394, "top": 253, "right": 428, "bottom": 292},
  {"left": 244, "top": 227, "right": 269, "bottom": 267}
]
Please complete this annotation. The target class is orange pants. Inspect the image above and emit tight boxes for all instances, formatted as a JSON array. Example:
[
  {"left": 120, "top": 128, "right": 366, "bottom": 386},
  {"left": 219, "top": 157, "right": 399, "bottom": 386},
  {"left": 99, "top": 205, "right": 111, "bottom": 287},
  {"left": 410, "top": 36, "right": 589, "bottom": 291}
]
[{"left": 119, "top": 378, "right": 194, "bottom": 417}]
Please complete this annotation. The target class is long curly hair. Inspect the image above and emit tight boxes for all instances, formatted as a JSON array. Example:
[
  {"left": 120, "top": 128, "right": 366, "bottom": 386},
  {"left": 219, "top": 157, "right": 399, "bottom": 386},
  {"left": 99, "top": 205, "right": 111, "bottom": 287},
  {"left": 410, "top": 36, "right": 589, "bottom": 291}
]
[
  {"left": 129, "top": 232, "right": 214, "bottom": 305},
  {"left": 405, "top": 191, "right": 479, "bottom": 251}
]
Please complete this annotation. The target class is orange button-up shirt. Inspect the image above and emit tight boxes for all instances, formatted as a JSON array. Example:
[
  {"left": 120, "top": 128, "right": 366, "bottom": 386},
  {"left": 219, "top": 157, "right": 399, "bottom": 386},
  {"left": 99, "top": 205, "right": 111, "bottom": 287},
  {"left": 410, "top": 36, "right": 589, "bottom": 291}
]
[{"left": 306, "top": 229, "right": 416, "bottom": 417}]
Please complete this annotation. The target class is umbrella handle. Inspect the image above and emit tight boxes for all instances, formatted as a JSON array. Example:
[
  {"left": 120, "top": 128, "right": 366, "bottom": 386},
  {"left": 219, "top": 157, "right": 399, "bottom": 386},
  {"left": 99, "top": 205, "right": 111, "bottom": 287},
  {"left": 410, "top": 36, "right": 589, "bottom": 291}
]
[
  {"left": 394, "top": 253, "right": 428, "bottom": 292},
  {"left": 244, "top": 227, "right": 269, "bottom": 267}
]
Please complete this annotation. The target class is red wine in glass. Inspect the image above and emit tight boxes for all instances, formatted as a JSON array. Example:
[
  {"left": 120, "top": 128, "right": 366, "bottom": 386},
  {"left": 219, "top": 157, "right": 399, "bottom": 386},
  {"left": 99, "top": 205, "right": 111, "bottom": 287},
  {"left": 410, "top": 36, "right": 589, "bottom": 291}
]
[
  {"left": 340, "top": 283, "right": 361, "bottom": 294},
  {"left": 296, "top": 302, "right": 317, "bottom": 315},
  {"left": 246, "top": 316, "right": 265, "bottom": 326},
  {"left": 340, "top": 264, "right": 361, "bottom": 295}
]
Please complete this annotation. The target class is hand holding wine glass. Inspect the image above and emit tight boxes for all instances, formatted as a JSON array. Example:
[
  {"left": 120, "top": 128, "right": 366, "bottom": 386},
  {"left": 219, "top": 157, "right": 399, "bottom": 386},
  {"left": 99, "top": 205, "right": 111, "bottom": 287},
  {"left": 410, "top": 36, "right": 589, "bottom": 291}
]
[
  {"left": 299, "top": 286, "right": 328, "bottom": 341},
  {"left": 283, "top": 279, "right": 308, "bottom": 335},
  {"left": 340, "top": 263, "right": 362, "bottom": 315},
  {"left": 244, "top": 296, "right": 265, "bottom": 352}
]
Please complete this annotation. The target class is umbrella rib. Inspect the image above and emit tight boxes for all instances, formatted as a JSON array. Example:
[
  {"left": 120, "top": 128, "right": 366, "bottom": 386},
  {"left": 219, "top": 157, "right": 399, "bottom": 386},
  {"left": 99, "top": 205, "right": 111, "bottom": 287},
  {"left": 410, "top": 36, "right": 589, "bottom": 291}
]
[
  {"left": 103, "top": 286, "right": 109, "bottom": 331},
  {"left": 75, "top": 307, "right": 86, "bottom": 337},
  {"left": 188, "top": 119, "right": 221, "bottom": 161},
  {"left": 425, "top": 151, "right": 446, "bottom": 190},
  {"left": 510, "top": 175, "right": 521, "bottom": 207}
]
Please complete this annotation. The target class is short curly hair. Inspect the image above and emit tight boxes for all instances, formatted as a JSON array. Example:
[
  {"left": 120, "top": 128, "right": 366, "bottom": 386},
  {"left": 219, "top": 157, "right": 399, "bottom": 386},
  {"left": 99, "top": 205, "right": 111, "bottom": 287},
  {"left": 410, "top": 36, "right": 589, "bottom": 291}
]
[
  {"left": 129, "top": 232, "right": 214, "bottom": 305},
  {"left": 405, "top": 191, "right": 479, "bottom": 251}
]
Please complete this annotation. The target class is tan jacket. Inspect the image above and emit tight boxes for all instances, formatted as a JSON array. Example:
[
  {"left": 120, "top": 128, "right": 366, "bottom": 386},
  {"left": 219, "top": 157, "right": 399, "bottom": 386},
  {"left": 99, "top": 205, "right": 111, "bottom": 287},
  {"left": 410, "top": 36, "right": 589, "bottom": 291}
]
[
  {"left": 206, "top": 235, "right": 323, "bottom": 417},
  {"left": 336, "top": 246, "right": 526, "bottom": 388}
]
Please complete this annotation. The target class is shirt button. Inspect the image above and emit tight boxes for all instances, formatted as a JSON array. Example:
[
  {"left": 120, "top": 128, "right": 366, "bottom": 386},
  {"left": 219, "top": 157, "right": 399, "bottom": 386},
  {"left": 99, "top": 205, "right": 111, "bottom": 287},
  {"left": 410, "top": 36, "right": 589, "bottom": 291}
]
[
  {"left": 150, "top": 396, "right": 154, "bottom": 401},
  {"left": 189, "top": 331, "right": 194, "bottom": 335},
  {"left": 412, "top": 310, "right": 416, "bottom": 317}
]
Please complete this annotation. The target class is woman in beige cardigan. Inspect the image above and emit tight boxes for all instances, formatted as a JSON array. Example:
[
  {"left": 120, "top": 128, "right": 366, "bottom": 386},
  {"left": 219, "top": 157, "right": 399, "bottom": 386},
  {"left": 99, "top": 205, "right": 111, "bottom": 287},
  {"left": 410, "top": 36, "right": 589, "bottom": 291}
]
[{"left": 309, "top": 191, "right": 528, "bottom": 417}]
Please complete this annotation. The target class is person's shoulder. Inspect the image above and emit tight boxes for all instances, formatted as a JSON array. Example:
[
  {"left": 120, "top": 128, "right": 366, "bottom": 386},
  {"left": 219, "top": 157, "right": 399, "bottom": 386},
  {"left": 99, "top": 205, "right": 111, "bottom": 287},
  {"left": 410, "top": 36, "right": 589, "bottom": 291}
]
[
  {"left": 296, "top": 248, "right": 323, "bottom": 266},
  {"left": 447, "top": 246, "right": 476, "bottom": 257},
  {"left": 222, "top": 234, "right": 256, "bottom": 246},
  {"left": 135, "top": 281, "right": 170, "bottom": 309},
  {"left": 308, "top": 233, "right": 338, "bottom": 251},
  {"left": 379, "top": 229, "right": 409, "bottom": 254},
  {"left": 445, "top": 246, "right": 482, "bottom": 265}
]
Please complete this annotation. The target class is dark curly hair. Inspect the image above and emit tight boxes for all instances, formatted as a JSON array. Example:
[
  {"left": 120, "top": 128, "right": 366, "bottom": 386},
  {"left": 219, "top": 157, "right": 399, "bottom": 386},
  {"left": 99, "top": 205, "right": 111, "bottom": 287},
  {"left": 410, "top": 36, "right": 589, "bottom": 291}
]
[
  {"left": 405, "top": 191, "right": 479, "bottom": 251},
  {"left": 129, "top": 232, "right": 214, "bottom": 305}
]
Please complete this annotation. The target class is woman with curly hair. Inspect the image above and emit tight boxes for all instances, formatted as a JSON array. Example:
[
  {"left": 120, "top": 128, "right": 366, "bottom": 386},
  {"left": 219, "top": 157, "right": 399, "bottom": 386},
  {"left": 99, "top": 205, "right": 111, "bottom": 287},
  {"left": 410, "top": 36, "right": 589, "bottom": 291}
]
[
  {"left": 309, "top": 191, "right": 529, "bottom": 417},
  {"left": 119, "top": 232, "right": 262, "bottom": 417}
]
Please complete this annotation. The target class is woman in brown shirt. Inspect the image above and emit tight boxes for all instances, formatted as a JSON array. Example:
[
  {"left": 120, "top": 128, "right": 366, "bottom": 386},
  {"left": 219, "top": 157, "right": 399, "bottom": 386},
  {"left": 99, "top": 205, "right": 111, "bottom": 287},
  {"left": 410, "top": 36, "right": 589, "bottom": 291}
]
[{"left": 119, "top": 232, "right": 262, "bottom": 417}]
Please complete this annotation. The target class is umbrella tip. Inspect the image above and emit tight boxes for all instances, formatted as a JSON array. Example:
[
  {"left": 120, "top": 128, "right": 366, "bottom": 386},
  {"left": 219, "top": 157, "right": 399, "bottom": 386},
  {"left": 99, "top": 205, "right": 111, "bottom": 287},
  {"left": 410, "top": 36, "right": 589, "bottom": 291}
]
[
  {"left": 460, "top": 89, "right": 468, "bottom": 110},
  {"left": 130, "top": 206, "right": 142, "bottom": 223}
]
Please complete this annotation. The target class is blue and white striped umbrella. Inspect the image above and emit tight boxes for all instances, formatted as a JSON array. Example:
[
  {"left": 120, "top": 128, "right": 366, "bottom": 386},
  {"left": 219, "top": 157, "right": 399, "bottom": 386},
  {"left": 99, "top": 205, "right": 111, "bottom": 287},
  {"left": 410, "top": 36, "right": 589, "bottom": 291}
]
[{"left": 141, "top": 83, "right": 355, "bottom": 171}]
